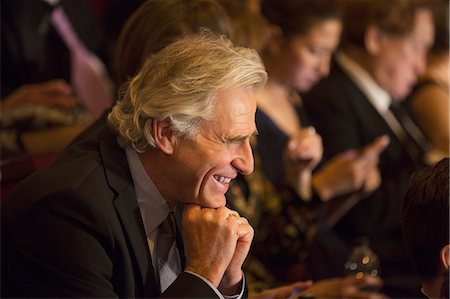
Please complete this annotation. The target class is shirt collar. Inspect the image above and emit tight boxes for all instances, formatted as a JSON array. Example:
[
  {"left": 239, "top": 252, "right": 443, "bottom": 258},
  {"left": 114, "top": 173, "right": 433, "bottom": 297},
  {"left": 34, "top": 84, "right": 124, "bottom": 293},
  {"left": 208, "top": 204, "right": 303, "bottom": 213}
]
[
  {"left": 126, "top": 147, "right": 170, "bottom": 235},
  {"left": 336, "top": 51, "right": 392, "bottom": 113}
]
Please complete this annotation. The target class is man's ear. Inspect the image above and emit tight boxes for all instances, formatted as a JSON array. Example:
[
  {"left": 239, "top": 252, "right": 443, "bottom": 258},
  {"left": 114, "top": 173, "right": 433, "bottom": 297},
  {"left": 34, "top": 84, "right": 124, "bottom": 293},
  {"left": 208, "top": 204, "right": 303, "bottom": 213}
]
[
  {"left": 440, "top": 244, "right": 450, "bottom": 270},
  {"left": 365, "top": 25, "right": 382, "bottom": 55},
  {"left": 152, "top": 119, "right": 176, "bottom": 155}
]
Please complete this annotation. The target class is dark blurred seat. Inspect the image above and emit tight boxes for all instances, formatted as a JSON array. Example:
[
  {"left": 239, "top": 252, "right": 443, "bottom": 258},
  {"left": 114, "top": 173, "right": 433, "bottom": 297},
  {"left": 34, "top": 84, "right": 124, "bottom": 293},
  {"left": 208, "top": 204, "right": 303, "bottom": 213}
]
[{"left": 1, "top": 152, "right": 58, "bottom": 200}]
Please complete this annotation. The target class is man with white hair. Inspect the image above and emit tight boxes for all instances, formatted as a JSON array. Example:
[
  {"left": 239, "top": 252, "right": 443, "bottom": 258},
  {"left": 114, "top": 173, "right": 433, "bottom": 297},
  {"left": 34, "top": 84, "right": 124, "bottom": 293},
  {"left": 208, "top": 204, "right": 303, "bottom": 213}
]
[{"left": 2, "top": 32, "right": 267, "bottom": 298}]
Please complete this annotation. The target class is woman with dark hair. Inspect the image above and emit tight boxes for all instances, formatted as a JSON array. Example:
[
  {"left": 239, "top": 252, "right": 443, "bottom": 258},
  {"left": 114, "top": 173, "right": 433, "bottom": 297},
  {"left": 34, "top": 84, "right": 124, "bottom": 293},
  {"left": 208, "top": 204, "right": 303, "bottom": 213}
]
[{"left": 254, "top": 0, "right": 389, "bottom": 206}]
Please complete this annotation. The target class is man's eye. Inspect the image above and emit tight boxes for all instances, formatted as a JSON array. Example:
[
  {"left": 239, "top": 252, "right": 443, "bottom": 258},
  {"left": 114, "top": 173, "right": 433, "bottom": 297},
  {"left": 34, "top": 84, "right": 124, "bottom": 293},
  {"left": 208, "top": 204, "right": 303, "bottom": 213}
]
[{"left": 226, "top": 138, "right": 245, "bottom": 144}]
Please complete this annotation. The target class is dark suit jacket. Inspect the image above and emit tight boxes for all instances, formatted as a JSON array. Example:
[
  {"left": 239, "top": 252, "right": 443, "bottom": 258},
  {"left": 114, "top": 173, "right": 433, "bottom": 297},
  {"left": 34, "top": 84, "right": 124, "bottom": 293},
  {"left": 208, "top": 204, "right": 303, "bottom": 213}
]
[
  {"left": 302, "top": 61, "right": 423, "bottom": 295},
  {"left": 1, "top": 123, "right": 221, "bottom": 298}
]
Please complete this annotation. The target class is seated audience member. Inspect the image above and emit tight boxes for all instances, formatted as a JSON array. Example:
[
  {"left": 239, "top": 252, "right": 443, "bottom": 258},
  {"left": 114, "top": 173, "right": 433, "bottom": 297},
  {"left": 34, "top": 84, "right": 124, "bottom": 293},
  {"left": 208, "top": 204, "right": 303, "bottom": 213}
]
[
  {"left": 1, "top": 31, "right": 266, "bottom": 298},
  {"left": 402, "top": 157, "right": 449, "bottom": 298},
  {"left": 302, "top": 0, "right": 435, "bottom": 296},
  {"left": 1, "top": 0, "right": 112, "bottom": 158},
  {"left": 406, "top": 0, "right": 449, "bottom": 164}
]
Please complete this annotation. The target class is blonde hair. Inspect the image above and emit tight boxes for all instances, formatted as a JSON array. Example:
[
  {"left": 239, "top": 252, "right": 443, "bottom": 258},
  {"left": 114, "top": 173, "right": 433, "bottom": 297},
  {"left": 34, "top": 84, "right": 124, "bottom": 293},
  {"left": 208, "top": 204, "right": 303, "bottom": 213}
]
[{"left": 108, "top": 31, "right": 267, "bottom": 152}]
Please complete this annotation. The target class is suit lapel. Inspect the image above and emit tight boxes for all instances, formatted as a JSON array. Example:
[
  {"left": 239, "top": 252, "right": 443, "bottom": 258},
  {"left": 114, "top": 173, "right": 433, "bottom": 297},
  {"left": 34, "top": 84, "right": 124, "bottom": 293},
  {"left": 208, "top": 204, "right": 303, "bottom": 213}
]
[
  {"left": 98, "top": 125, "right": 158, "bottom": 295},
  {"left": 114, "top": 188, "right": 159, "bottom": 296}
]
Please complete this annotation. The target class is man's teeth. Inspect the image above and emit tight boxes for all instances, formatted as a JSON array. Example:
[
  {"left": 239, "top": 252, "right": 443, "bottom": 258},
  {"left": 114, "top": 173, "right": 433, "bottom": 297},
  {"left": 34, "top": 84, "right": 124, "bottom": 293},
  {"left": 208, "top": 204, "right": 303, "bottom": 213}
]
[{"left": 214, "top": 175, "right": 231, "bottom": 184}]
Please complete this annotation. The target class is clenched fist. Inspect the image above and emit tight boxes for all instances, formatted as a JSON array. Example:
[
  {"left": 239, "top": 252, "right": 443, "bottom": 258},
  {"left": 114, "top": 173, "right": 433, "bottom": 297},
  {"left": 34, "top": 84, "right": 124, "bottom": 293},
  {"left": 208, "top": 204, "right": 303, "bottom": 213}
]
[{"left": 182, "top": 205, "right": 254, "bottom": 294}]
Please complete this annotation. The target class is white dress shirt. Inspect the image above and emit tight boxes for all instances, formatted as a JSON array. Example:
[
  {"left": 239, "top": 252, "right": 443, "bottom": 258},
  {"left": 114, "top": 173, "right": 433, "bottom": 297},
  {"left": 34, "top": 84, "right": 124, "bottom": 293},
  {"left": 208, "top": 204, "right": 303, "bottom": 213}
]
[{"left": 125, "top": 147, "right": 244, "bottom": 298}]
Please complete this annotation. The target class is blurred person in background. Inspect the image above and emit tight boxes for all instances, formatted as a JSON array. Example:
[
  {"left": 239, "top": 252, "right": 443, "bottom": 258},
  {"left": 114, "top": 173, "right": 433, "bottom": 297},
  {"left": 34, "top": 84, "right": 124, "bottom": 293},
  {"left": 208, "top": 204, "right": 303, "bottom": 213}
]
[
  {"left": 405, "top": 0, "right": 449, "bottom": 164},
  {"left": 1, "top": 0, "right": 112, "bottom": 158},
  {"left": 302, "top": 0, "right": 435, "bottom": 297}
]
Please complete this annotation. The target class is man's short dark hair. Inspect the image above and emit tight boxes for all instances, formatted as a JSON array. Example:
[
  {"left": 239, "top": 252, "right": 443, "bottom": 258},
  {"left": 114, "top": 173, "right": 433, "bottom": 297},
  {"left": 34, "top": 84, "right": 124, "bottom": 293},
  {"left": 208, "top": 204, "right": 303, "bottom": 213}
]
[{"left": 402, "top": 157, "right": 449, "bottom": 279}]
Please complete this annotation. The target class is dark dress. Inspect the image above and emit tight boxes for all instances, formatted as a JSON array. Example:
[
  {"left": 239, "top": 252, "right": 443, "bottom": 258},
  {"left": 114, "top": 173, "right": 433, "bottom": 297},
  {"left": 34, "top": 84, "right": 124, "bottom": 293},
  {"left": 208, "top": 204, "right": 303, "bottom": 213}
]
[{"left": 255, "top": 105, "right": 313, "bottom": 190}]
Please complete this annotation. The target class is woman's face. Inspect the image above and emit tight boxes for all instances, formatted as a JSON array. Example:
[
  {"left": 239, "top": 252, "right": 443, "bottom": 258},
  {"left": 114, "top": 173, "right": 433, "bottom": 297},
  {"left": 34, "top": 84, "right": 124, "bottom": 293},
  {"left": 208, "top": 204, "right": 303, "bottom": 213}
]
[{"left": 283, "top": 19, "right": 342, "bottom": 92}]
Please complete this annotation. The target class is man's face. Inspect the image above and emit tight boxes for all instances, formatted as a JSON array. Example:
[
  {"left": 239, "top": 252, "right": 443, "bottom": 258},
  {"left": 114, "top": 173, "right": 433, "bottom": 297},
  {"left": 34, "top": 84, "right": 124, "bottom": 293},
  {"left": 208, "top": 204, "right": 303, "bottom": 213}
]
[
  {"left": 373, "top": 8, "right": 434, "bottom": 100},
  {"left": 169, "top": 87, "right": 257, "bottom": 208}
]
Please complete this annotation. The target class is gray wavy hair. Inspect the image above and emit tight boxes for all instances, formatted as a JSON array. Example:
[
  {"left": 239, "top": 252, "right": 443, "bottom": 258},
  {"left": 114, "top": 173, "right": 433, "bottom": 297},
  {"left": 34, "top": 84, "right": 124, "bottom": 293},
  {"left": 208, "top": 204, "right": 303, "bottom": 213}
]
[{"left": 108, "top": 31, "right": 267, "bottom": 152}]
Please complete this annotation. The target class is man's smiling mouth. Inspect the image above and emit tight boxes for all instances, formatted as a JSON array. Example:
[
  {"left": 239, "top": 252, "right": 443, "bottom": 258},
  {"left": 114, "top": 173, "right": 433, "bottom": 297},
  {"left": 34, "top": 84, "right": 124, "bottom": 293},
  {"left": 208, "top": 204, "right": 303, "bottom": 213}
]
[{"left": 213, "top": 175, "right": 232, "bottom": 184}]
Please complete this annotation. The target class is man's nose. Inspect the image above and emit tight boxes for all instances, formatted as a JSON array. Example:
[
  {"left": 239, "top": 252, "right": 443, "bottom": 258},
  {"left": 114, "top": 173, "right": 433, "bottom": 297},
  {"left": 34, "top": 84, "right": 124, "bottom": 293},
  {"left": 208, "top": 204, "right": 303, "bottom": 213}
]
[{"left": 232, "top": 141, "right": 254, "bottom": 175}]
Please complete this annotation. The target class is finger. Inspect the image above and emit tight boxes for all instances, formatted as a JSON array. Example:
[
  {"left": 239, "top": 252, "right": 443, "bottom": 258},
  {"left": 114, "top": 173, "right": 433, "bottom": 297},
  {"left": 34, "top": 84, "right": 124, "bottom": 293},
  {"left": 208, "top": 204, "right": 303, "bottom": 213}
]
[
  {"left": 35, "top": 95, "right": 76, "bottom": 108},
  {"left": 236, "top": 221, "right": 254, "bottom": 240},
  {"left": 371, "top": 135, "right": 390, "bottom": 151},
  {"left": 236, "top": 216, "right": 248, "bottom": 225},
  {"left": 226, "top": 210, "right": 241, "bottom": 219},
  {"left": 288, "top": 138, "right": 299, "bottom": 151},
  {"left": 288, "top": 280, "right": 313, "bottom": 296},
  {"left": 288, "top": 127, "right": 317, "bottom": 149},
  {"left": 301, "top": 126, "right": 316, "bottom": 136},
  {"left": 36, "top": 79, "right": 72, "bottom": 95},
  {"left": 360, "top": 135, "right": 390, "bottom": 157},
  {"left": 218, "top": 207, "right": 240, "bottom": 221},
  {"left": 287, "top": 143, "right": 320, "bottom": 162}
]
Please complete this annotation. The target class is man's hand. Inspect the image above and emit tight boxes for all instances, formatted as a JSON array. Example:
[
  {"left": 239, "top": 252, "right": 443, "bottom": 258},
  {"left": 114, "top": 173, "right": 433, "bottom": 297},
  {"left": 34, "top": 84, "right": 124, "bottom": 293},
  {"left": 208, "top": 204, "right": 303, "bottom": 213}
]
[
  {"left": 250, "top": 280, "right": 312, "bottom": 299},
  {"left": 312, "top": 136, "right": 389, "bottom": 201},
  {"left": 182, "top": 205, "right": 253, "bottom": 294},
  {"left": 297, "top": 275, "right": 388, "bottom": 299},
  {"left": 1, "top": 80, "right": 76, "bottom": 109}
]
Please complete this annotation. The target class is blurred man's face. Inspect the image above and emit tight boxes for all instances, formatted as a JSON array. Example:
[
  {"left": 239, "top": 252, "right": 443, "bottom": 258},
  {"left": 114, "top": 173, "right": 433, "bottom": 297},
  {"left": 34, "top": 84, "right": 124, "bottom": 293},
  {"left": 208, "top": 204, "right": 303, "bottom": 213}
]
[
  {"left": 372, "top": 8, "right": 434, "bottom": 100},
  {"left": 169, "top": 87, "right": 257, "bottom": 208}
]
